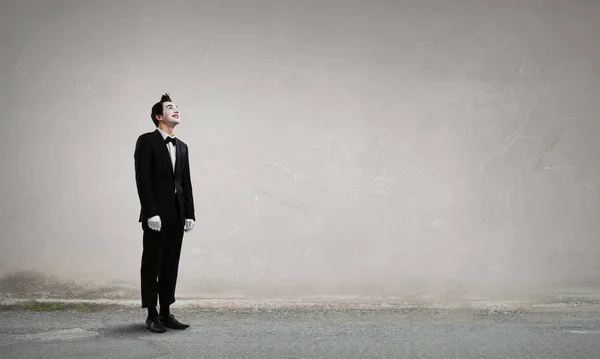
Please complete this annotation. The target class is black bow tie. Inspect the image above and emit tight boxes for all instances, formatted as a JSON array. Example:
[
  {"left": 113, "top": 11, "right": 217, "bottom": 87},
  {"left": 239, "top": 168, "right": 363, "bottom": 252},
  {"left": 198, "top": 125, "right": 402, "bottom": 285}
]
[{"left": 165, "top": 136, "right": 176, "bottom": 145}]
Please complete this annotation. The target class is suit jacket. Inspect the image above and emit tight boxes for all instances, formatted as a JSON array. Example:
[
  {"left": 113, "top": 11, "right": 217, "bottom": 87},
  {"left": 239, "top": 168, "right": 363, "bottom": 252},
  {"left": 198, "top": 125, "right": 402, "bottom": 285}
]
[{"left": 134, "top": 129, "right": 195, "bottom": 224}]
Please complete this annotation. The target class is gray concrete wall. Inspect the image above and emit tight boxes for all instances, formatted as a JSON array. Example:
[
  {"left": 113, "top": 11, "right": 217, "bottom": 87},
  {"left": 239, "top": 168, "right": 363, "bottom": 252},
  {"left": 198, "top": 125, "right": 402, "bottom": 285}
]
[{"left": 1, "top": 0, "right": 599, "bottom": 301}]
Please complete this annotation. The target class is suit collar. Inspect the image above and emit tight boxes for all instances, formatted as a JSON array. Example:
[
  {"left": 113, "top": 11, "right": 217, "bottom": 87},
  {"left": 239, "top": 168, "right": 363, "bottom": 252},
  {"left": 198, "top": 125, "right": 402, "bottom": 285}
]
[{"left": 156, "top": 127, "right": 176, "bottom": 140}]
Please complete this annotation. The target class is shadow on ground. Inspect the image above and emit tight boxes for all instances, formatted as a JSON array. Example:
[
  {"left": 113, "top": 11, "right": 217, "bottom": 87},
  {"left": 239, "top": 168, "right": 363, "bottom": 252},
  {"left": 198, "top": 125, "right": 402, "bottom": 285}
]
[{"left": 99, "top": 323, "right": 149, "bottom": 338}]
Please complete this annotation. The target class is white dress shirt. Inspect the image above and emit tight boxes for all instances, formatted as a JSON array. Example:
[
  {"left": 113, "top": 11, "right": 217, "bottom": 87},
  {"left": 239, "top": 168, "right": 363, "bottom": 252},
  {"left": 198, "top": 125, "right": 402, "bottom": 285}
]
[
  {"left": 155, "top": 128, "right": 194, "bottom": 232},
  {"left": 157, "top": 128, "right": 177, "bottom": 194},
  {"left": 157, "top": 127, "right": 176, "bottom": 172}
]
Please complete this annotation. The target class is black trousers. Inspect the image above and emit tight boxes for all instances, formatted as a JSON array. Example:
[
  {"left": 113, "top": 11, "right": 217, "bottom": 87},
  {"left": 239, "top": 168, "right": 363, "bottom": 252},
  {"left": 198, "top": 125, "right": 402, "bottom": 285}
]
[{"left": 140, "top": 197, "right": 184, "bottom": 308}]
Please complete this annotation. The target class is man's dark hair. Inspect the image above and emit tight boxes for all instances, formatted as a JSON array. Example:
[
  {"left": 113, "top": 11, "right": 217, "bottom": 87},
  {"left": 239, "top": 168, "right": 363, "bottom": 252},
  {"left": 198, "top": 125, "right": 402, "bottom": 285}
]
[{"left": 150, "top": 93, "right": 173, "bottom": 127}]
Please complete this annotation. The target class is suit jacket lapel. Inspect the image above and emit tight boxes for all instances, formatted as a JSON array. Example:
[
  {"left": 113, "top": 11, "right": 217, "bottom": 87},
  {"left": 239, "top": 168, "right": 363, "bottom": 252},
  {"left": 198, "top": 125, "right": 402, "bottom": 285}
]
[
  {"left": 154, "top": 130, "right": 174, "bottom": 175},
  {"left": 174, "top": 139, "right": 183, "bottom": 175}
]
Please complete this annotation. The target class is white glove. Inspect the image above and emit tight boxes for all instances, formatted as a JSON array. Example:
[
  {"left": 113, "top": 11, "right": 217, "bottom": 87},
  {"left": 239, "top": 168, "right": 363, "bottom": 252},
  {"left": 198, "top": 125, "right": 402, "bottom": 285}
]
[
  {"left": 184, "top": 219, "right": 195, "bottom": 233},
  {"left": 147, "top": 215, "right": 162, "bottom": 232}
]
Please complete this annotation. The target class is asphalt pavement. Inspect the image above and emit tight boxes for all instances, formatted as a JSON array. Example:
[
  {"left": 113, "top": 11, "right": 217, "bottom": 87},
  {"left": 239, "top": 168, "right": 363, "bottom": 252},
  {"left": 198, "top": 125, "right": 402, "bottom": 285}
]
[{"left": 2, "top": 306, "right": 600, "bottom": 358}]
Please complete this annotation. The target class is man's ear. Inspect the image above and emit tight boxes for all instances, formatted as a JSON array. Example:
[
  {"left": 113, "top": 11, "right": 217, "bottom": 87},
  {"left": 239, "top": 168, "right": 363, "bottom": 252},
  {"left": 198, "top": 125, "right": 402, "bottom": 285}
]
[{"left": 155, "top": 114, "right": 162, "bottom": 122}]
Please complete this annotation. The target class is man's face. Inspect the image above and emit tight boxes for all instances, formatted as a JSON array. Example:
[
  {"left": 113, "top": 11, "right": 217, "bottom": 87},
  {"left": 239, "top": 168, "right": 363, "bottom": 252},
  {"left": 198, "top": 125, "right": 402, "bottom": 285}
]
[{"left": 159, "top": 102, "right": 180, "bottom": 126}]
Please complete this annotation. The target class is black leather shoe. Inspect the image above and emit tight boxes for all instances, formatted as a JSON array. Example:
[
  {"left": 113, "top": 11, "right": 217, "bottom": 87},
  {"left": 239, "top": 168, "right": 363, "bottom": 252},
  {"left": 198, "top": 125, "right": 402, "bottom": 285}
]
[
  {"left": 146, "top": 316, "right": 167, "bottom": 333},
  {"left": 159, "top": 314, "right": 190, "bottom": 330}
]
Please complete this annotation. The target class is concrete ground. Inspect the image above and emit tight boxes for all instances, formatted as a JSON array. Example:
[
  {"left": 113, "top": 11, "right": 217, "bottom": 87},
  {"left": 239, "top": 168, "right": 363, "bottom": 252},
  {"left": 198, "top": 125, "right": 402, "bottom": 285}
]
[{"left": 2, "top": 304, "right": 600, "bottom": 359}]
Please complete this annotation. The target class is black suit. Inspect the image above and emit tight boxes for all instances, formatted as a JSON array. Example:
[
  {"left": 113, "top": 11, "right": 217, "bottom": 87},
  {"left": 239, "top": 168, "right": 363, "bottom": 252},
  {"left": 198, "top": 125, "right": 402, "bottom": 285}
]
[{"left": 134, "top": 129, "right": 195, "bottom": 308}]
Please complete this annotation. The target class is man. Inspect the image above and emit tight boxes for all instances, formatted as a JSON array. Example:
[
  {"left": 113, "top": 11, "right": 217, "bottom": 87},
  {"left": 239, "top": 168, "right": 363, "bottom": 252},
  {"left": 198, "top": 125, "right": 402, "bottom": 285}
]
[{"left": 134, "top": 93, "right": 196, "bottom": 333}]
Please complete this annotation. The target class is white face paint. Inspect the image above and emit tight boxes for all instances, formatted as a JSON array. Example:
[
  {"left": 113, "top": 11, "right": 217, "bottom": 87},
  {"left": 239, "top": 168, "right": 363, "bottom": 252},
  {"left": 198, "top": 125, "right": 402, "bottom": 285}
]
[{"left": 160, "top": 101, "right": 180, "bottom": 126}]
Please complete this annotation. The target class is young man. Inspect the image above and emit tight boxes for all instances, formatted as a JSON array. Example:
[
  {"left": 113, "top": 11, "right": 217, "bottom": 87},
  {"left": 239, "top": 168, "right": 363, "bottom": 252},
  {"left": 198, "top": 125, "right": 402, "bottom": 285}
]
[{"left": 134, "top": 93, "right": 196, "bottom": 333}]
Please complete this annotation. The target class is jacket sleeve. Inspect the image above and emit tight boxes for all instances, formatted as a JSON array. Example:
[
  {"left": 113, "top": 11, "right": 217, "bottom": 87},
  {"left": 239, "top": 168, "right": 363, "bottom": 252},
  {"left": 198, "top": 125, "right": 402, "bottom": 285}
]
[
  {"left": 182, "top": 144, "right": 196, "bottom": 221},
  {"left": 134, "top": 135, "right": 159, "bottom": 219}
]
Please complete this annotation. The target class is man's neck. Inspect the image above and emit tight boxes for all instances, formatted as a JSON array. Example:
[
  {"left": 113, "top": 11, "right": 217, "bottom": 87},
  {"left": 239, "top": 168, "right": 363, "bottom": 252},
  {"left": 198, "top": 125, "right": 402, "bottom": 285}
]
[{"left": 158, "top": 124, "right": 175, "bottom": 137}]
